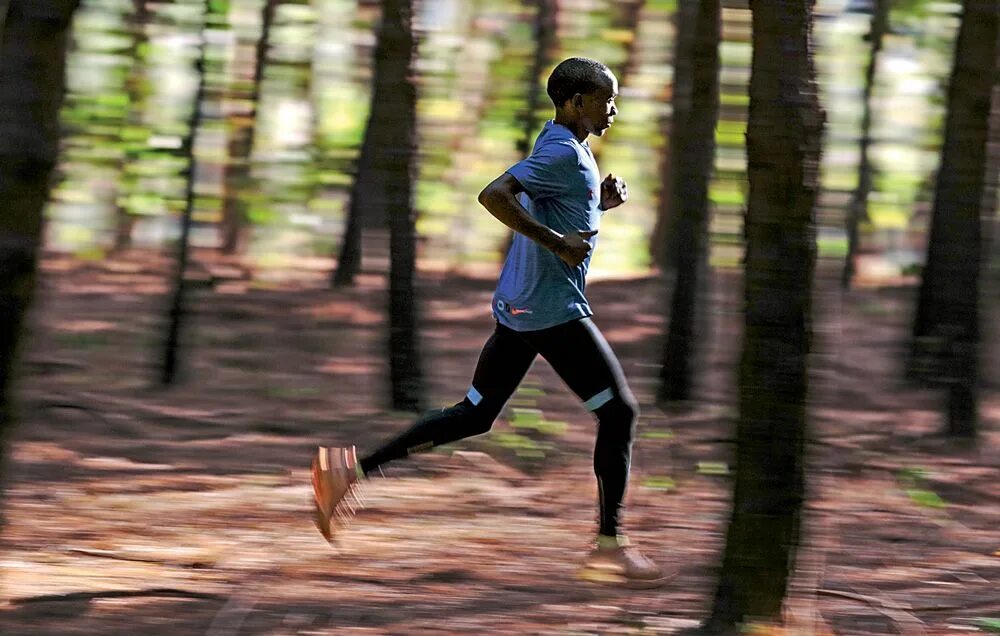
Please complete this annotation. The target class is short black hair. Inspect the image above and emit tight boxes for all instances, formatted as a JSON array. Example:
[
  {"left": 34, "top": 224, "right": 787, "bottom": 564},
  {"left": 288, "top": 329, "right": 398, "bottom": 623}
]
[{"left": 546, "top": 57, "right": 613, "bottom": 107}]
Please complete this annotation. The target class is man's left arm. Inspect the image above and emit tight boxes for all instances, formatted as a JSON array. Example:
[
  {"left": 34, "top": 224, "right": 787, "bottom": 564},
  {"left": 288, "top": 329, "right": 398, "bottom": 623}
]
[{"left": 599, "top": 173, "right": 628, "bottom": 211}]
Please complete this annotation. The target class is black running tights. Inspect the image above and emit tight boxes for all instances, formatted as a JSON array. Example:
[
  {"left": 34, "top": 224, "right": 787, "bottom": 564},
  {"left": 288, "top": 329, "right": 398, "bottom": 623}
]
[{"left": 358, "top": 317, "right": 638, "bottom": 538}]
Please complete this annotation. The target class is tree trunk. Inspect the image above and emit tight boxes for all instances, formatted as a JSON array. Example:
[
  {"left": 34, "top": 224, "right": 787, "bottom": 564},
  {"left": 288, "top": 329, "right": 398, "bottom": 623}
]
[
  {"left": 909, "top": 0, "right": 997, "bottom": 438},
  {"left": 220, "top": 0, "right": 279, "bottom": 256},
  {"left": 0, "top": 0, "right": 78, "bottom": 521},
  {"left": 588, "top": 0, "right": 642, "bottom": 166},
  {"left": 332, "top": 1, "right": 398, "bottom": 287},
  {"left": 517, "top": 0, "right": 557, "bottom": 158},
  {"left": 372, "top": 0, "right": 423, "bottom": 411},
  {"left": 616, "top": 0, "right": 645, "bottom": 82},
  {"left": 707, "top": 0, "right": 823, "bottom": 630},
  {"left": 499, "top": 0, "right": 558, "bottom": 261},
  {"left": 657, "top": 0, "right": 721, "bottom": 404},
  {"left": 982, "top": 45, "right": 1000, "bottom": 375},
  {"left": 331, "top": 137, "right": 369, "bottom": 286},
  {"left": 161, "top": 0, "right": 212, "bottom": 385},
  {"left": 842, "top": 0, "right": 889, "bottom": 288},
  {"left": 649, "top": 0, "right": 701, "bottom": 271}
]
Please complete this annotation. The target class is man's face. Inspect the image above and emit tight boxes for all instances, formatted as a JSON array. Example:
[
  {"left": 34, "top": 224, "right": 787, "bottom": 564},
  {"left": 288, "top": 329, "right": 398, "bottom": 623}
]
[{"left": 577, "top": 71, "right": 619, "bottom": 137}]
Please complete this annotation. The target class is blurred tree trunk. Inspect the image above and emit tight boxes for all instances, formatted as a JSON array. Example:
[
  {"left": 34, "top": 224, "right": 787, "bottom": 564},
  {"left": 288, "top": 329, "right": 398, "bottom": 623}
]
[
  {"left": 589, "top": 0, "right": 642, "bottom": 166},
  {"left": 616, "top": 0, "right": 645, "bottom": 81},
  {"left": 909, "top": 0, "right": 997, "bottom": 438},
  {"left": 517, "top": 0, "right": 557, "bottom": 158},
  {"left": 649, "top": 0, "right": 701, "bottom": 271},
  {"left": 333, "top": 0, "right": 407, "bottom": 286},
  {"left": 331, "top": 120, "right": 369, "bottom": 285},
  {"left": 500, "top": 0, "right": 558, "bottom": 259},
  {"left": 842, "top": 0, "right": 889, "bottom": 288},
  {"left": 113, "top": 0, "right": 150, "bottom": 252},
  {"left": 162, "top": 0, "right": 212, "bottom": 385},
  {"left": 220, "top": 0, "right": 279, "bottom": 256},
  {"left": 657, "top": 0, "right": 721, "bottom": 404},
  {"left": 370, "top": 0, "right": 423, "bottom": 410},
  {"left": 706, "top": 0, "right": 823, "bottom": 630},
  {"left": 0, "top": 0, "right": 78, "bottom": 519},
  {"left": 983, "top": 46, "right": 1000, "bottom": 325}
]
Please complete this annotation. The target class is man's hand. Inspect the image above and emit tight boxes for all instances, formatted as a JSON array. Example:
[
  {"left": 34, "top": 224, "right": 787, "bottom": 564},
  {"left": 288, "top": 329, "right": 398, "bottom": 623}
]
[
  {"left": 600, "top": 173, "right": 628, "bottom": 211},
  {"left": 555, "top": 229, "right": 598, "bottom": 267}
]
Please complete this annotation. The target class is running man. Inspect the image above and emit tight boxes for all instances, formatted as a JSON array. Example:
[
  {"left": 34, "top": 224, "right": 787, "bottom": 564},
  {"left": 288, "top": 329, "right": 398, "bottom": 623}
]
[{"left": 312, "top": 57, "right": 666, "bottom": 587}]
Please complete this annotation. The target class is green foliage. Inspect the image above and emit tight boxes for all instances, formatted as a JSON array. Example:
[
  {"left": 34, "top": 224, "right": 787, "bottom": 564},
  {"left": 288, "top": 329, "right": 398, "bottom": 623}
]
[
  {"left": 48, "top": 0, "right": 962, "bottom": 275},
  {"left": 488, "top": 431, "right": 549, "bottom": 458},
  {"left": 974, "top": 618, "right": 1000, "bottom": 633},
  {"left": 817, "top": 234, "right": 849, "bottom": 257},
  {"left": 715, "top": 120, "right": 746, "bottom": 147},
  {"left": 905, "top": 488, "right": 946, "bottom": 509},
  {"left": 897, "top": 466, "right": 928, "bottom": 482},
  {"left": 697, "top": 461, "right": 729, "bottom": 475},
  {"left": 517, "top": 387, "right": 545, "bottom": 397},
  {"left": 641, "top": 475, "right": 676, "bottom": 491},
  {"left": 897, "top": 466, "right": 948, "bottom": 509},
  {"left": 640, "top": 429, "right": 674, "bottom": 440},
  {"left": 709, "top": 186, "right": 745, "bottom": 207},
  {"left": 509, "top": 408, "right": 568, "bottom": 436},
  {"left": 647, "top": 0, "right": 676, "bottom": 11},
  {"left": 720, "top": 92, "right": 750, "bottom": 107}
]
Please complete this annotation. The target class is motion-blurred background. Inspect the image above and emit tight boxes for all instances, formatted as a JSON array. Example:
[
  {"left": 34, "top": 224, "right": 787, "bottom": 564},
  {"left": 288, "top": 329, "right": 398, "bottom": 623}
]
[{"left": 0, "top": 0, "right": 997, "bottom": 634}]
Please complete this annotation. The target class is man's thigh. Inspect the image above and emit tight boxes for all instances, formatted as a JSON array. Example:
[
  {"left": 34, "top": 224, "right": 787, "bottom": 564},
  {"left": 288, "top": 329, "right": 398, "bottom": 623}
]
[
  {"left": 466, "top": 322, "right": 538, "bottom": 413},
  {"left": 527, "top": 318, "right": 633, "bottom": 411}
]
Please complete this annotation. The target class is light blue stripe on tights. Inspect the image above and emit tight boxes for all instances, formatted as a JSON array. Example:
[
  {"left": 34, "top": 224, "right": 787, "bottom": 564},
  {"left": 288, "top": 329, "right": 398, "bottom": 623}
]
[{"left": 584, "top": 387, "right": 614, "bottom": 411}]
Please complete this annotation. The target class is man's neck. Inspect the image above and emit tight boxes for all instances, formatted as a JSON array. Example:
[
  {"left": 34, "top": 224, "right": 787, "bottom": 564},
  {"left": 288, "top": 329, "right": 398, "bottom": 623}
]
[{"left": 552, "top": 116, "right": 589, "bottom": 142}]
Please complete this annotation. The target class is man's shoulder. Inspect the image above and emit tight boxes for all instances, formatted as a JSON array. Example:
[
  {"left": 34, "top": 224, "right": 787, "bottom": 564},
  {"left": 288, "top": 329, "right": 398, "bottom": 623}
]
[{"left": 533, "top": 138, "right": 584, "bottom": 164}]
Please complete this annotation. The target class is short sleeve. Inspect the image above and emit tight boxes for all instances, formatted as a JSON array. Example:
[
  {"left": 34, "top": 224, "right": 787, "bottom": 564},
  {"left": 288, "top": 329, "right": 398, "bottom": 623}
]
[{"left": 506, "top": 142, "right": 579, "bottom": 201}]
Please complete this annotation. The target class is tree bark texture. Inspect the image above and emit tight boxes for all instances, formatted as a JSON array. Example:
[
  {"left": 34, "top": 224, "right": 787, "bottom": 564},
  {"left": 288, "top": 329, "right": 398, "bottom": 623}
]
[
  {"left": 332, "top": 0, "right": 416, "bottom": 286},
  {"left": 649, "top": 0, "right": 701, "bottom": 271},
  {"left": 708, "top": 0, "right": 823, "bottom": 629},
  {"left": 910, "top": 0, "right": 997, "bottom": 437},
  {"left": 377, "top": 0, "right": 424, "bottom": 411},
  {"left": 0, "top": 0, "right": 78, "bottom": 515},
  {"left": 982, "top": 39, "right": 1000, "bottom": 378},
  {"left": 658, "top": 0, "right": 721, "bottom": 404}
]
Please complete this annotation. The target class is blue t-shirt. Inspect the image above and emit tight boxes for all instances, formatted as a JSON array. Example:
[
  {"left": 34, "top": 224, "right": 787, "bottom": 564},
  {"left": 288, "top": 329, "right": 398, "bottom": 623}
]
[{"left": 493, "top": 120, "right": 602, "bottom": 331}]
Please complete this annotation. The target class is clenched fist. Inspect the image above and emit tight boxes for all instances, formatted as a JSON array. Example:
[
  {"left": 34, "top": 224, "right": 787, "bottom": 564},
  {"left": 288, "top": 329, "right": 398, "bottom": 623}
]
[
  {"left": 600, "top": 173, "right": 628, "bottom": 211},
  {"left": 555, "top": 229, "right": 599, "bottom": 267}
]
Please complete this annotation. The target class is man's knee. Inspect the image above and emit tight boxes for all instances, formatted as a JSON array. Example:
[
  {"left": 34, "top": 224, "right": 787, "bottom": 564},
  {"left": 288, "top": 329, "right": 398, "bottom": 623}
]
[
  {"left": 453, "top": 398, "right": 498, "bottom": 436},
  {"left": 595, "top": 393, "right": 639, "bottom": 440}
]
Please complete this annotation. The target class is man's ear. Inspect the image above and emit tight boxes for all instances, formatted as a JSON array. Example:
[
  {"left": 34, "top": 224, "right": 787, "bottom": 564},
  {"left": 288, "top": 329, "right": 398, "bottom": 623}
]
[{"left": 572, "top": 93, "right": 584, "bottom": 109}]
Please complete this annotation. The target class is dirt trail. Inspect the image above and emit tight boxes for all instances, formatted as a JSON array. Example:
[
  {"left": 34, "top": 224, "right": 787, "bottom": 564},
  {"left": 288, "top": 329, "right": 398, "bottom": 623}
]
[{"left": 1, "top": 254, "right": 997, "bottom": 634}]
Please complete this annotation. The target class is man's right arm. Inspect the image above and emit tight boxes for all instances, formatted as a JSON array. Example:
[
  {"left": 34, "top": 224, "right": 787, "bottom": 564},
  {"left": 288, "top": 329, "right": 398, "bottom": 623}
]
[{"left": 478, "top": 173, "right": 596, "bottom": 267}]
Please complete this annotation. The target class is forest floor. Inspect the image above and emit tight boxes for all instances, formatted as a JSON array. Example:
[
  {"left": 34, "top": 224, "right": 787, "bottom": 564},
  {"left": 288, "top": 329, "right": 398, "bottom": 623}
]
[{"left": 0, "top": 251, "right": 998, "bottom": 635}]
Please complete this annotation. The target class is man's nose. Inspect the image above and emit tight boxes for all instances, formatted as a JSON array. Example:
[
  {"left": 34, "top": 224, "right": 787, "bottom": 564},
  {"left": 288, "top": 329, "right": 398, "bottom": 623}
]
[{"left": 610, "top": 104, "right": 618, "bottom": 116}]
